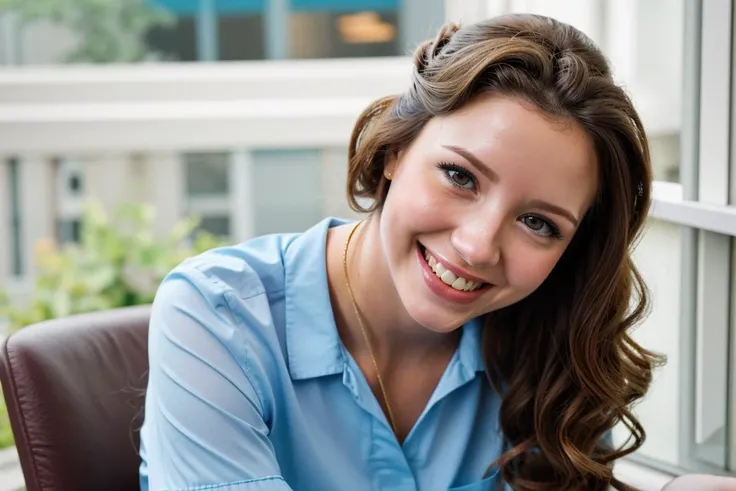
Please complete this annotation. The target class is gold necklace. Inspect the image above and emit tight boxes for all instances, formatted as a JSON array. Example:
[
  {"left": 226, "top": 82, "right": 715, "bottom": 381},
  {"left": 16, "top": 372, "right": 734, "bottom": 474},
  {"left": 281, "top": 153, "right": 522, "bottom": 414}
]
[{"left": 343, "top": 220, "right": 399, "bottom": 435}]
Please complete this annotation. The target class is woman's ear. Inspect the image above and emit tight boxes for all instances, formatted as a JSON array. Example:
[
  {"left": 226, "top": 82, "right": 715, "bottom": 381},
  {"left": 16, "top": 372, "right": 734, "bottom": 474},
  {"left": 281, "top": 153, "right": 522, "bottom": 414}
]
[{"left": 383, "top": 148, "right": 402, "bottom": 180}]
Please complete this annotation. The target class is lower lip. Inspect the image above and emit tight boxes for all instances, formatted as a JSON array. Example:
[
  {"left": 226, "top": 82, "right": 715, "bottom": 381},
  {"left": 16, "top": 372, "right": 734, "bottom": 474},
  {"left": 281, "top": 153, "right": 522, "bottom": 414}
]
[{"left": 416, "top": 244, "right": 488, "bottom": 305}]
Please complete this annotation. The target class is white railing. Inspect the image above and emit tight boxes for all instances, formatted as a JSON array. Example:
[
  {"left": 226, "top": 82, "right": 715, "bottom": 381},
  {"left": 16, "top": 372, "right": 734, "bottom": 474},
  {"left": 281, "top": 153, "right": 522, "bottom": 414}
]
[
  {"left": 0, "top": 56, "right": 679, "bottom": 153},
  {"left": 0, "top": 58, "right": 412, "bottom": 153},
  {"left": 0, "top": 57, "right": 413, "bottom": 103}
]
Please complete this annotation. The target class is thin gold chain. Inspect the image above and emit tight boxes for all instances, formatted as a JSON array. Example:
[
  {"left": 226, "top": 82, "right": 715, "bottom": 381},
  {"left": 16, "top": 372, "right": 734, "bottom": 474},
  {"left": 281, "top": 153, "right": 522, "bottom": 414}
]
[{"left": 343, "top": 220, "right": 399, "bottom": 435}]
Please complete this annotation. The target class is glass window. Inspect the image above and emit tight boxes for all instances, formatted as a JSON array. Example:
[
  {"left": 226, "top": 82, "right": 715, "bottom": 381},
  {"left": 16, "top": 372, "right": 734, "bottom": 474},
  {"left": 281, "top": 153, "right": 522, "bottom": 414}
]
[
  {"left": 730, "top": 240, "right": 736, "bottom": 472},
  {"left": 146, "top": 8, "right": 266, "bottom": 62},
  {"left": 616, "top": 219, "right": 683, "bottom": 466},
  {"left": 55, "top": 159, "right": 86, "bottom": 244},
  {"left": 67, "top": 170, "right": 84, "bottom": 195},
  {"left": 290, "top": 10, "right": 399, "bottom": 59},
  {"left": 649, "top": 133, "right": 681, "bottom": 183},
  {"left": 184, "top": 152, "right": 229, "bottom": 196},
  {"left": 57, "top": 218, "right": 81, "bottom": 244},
  {"left": 198, "top": 215, "right": 231, "bottom": 237},
  {"left": 252, "top": 149, "right": 323, "bottom": 235},
  {"left": 184, "top": 151, "right": 232, "bottom": 238},
  {"left": 691, "top": 231, "right": 731, "bottom": 470},
  {"left": 56, "top": 159, "right": 86, "bottom": 201},
  {"left": 218, "top": 13, "right": 266, "bottom": 60},
  {"left": 146, "top": 15, "right": 198, "bottom": 62}
]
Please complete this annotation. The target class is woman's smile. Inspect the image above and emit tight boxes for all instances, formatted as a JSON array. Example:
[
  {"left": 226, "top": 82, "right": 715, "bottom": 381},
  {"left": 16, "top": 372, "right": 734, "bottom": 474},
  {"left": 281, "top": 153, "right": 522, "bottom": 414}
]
[{"left": 416, "top": 242, "right": 492, "bottom": 304}]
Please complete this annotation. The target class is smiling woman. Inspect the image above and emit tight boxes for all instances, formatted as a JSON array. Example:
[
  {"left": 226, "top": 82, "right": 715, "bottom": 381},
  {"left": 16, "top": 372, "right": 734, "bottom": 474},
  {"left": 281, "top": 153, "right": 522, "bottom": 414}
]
[
  {"left": 372, "top": 95, "right": 597, "bottom": 331},
  {"left": 139, "top": 13, "right": 662, "bottom": 491},
  {"left": 342, "top": 16, "right": 658, "bottom": 490}
]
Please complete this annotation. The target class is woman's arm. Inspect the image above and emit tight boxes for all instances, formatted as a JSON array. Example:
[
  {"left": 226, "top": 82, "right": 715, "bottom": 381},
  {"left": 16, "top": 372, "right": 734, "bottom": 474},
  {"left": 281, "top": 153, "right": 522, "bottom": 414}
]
[{"left": 141, "top": 268, "right": 292, "bottom": 491}]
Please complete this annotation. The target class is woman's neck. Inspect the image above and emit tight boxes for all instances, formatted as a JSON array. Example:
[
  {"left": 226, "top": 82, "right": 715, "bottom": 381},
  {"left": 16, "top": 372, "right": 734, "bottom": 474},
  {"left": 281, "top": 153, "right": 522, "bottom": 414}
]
[{"left": 326, "top": 216, "right": 457, "bottom": 365}]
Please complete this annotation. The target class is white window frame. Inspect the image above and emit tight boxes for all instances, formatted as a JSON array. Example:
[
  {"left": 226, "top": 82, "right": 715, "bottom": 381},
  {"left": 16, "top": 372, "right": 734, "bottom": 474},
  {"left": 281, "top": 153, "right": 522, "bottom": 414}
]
[
  {"left": 640, "top": 0, "right": 736, "bottom": 476},
  {"left": 3, "top": 157, "right": 23, "bottom": 277}
]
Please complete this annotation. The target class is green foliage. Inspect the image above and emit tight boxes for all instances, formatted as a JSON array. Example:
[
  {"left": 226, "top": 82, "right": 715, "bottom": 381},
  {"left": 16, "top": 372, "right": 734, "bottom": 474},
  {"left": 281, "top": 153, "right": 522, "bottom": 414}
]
[
  {"left": 0, "top": 0, "right": 174, "bottom": 63},
  {"left": 0, "top": 397, "right": 13, "bottom": 450},
  {"left": 1, "top": 200, "right": 223, "bottom": 332},
  {"left": 0, "top": 200, "right": 224, "bottom": 449}
]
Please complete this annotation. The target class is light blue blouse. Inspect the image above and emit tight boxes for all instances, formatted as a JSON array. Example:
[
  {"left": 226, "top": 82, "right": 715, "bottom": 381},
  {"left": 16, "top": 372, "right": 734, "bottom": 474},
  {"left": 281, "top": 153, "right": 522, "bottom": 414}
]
[{"left": 139, "top": 217, "right": 507, "bottom": 491}]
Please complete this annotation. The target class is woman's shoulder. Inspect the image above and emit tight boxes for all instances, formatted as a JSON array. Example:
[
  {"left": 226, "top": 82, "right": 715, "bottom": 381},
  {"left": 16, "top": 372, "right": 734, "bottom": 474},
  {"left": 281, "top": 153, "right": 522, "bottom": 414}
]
[
  {"left": 149, "top": 218, "right": 346, "bottom": 361},
  {"left": 147, "top": 233, "right": 299, "bottom": 361},
  {"left": 147, "top": 233, "right": 302, "bottom": 387},
  {"left": 161, "top": 217, "right": 348, "bottom": 301},
  {"left": 166, "top": 232, "right": 300, "bottom": 301}
]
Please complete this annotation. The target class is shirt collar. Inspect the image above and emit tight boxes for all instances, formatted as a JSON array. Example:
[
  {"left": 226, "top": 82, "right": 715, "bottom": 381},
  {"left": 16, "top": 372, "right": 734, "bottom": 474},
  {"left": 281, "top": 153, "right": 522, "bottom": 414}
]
[
  {"left": 284, "top": 217, "right": 351, "bottom": 380},
  {"left": 457, "top": 316, "right": 487, "bottom": 374},
  {"left": 283, "top": 217, "right": 487, "bottom": 380}
]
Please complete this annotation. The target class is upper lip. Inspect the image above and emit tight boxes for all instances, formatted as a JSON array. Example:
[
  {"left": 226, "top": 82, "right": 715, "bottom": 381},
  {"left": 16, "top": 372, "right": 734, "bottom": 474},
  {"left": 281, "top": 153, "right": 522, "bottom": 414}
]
[{"left": 421, "top": 244, "right": 490, "bottom": 284}]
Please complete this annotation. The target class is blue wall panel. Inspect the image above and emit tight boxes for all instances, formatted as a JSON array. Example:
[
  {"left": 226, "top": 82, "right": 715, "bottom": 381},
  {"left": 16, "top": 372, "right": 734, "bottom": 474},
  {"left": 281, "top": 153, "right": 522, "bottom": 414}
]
[{"left": 152, "top": 0, "right": 397, "bottom": 15}]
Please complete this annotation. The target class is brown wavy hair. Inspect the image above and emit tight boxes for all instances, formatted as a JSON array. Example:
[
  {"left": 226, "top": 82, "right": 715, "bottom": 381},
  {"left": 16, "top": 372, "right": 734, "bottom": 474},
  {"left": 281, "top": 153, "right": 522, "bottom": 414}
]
[{"left": 346, "top": 13, "right": 664, "bottom": 491}]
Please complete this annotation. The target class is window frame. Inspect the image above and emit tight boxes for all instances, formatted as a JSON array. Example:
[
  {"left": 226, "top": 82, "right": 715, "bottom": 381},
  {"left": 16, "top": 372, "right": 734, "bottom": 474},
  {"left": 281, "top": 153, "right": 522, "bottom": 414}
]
[
  {"left": 182, "top": 150, "right": 246, "bottom": 240},
  {"left": 8, "top": 157, "right": 22, "bottom": 276},
  {"left": 633, "top": 0, "right": 736, "bottom": 476}
]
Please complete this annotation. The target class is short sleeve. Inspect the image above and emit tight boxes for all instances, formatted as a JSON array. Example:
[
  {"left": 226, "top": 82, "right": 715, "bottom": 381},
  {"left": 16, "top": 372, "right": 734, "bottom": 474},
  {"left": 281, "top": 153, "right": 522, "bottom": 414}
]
[{"left": 140, "top": 265, "right": 293, "bottom": 491}]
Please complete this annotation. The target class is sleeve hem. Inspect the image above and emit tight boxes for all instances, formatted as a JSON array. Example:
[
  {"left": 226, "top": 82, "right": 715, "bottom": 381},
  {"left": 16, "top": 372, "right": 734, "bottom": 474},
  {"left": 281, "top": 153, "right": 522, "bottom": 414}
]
[{"left": 171, "top": 476, "right": 292, "bottom": 491}]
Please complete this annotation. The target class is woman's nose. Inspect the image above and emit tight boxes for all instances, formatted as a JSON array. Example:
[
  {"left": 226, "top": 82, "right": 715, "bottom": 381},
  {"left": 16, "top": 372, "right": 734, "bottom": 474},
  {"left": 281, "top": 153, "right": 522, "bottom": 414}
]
[{"left": 450, "top": 217, "right": 502, "bottom": 268}]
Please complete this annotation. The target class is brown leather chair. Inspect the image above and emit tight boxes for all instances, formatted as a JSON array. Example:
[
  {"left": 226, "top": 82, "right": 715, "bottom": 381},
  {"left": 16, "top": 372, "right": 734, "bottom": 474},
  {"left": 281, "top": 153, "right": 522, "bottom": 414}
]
[{"left": 0, "top": 305, "right": 151, "bottom": 491}]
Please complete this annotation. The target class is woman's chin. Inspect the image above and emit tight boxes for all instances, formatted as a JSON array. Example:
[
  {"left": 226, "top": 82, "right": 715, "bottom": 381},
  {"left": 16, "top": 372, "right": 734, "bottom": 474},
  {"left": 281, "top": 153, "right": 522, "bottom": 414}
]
[{"left": 407, "top": 305, "right": 472, "bottom": 334}]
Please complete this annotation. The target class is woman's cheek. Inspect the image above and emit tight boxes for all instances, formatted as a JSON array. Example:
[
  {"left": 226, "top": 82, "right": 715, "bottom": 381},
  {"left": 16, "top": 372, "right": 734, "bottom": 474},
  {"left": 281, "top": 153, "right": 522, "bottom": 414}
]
[
  {"left": 507, "top": 247, "right": 564, "bottom": 292},
  {"left": 395, "top": 186, "right": 456, "bottom": 228}
]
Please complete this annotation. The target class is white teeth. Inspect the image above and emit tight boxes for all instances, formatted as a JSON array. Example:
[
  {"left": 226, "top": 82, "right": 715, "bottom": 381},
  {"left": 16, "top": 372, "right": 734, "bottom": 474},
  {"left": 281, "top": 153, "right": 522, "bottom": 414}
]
[
  {"left": 421, "top": 247, "right": 483, "bottom": 292},
  {"left": 440, "top": 270, "right": 457, "bottom": 285},
  {"left": 451, "top": 277, "right": 466, "bottom": 290}
]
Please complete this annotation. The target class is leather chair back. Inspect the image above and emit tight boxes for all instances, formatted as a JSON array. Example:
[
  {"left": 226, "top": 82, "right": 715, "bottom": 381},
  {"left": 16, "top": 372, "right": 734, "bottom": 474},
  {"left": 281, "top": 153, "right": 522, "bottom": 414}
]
[{"left": 0, "top": 305, "right": 150, "bottom": 491}]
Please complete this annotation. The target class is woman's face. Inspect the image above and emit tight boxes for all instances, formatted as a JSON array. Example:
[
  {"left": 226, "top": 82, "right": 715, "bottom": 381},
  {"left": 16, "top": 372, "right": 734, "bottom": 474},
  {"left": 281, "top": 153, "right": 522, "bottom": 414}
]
[{"left": 379, "top": 94, "right": 599, "bottom": 333}]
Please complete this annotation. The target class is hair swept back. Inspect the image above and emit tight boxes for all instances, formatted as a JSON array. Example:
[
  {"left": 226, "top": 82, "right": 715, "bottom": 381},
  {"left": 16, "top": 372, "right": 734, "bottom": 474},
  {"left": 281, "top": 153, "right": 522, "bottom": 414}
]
[{"left": 346, "top": 13, "right": 664, "bottom": 491}]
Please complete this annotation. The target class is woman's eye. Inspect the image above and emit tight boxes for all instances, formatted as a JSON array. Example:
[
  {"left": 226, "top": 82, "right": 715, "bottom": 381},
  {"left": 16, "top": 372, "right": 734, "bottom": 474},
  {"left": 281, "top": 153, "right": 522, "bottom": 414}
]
[
  {"left": 447, "top": 169, "right": 474, "bottom": 189},
  {"left": 437, "top": 162, "right": 477, "bottom": 190},
  {"left": 520, "top": 215, "right": 563, "bottom": 239}
]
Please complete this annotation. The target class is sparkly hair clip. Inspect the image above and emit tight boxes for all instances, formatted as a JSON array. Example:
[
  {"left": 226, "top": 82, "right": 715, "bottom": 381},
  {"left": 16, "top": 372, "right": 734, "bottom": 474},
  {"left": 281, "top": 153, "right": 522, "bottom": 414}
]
[{"left": 633, "top": 181, "right": 644, "bottom": 210}]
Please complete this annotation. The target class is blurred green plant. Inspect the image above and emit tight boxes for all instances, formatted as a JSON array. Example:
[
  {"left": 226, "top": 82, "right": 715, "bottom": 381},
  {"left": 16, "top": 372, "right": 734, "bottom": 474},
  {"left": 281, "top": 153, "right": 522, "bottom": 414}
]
[
  {"left": 0, "top": 199, "right": 223, "bottom": 332},
  {"left": 0, "top": 199, "right": 224, "bottom": 448},
  {"left": 0, "top": 0, "right": 174, "bottom": 63},
  {"left": 0, "top": 397, "right": 13, "bottom": 450}
]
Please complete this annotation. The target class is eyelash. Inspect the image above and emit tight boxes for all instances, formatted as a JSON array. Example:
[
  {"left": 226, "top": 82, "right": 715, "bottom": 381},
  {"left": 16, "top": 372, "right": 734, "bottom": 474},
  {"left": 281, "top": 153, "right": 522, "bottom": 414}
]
[
  {"left": 437, "top": 161, "right": 477, "bottom": 189},
  {"left": 521, "top": 214, "right": 564, "bottom": 240},
  {"left": 436, "top": 161, "right": 564, "bottom": 241}
]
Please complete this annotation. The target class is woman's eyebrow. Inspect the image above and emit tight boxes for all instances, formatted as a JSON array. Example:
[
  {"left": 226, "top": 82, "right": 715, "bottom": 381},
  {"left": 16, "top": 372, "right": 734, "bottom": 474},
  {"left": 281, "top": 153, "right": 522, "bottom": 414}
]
[{"left": 442, "top": 144, "right": 500, "bottom": 183}]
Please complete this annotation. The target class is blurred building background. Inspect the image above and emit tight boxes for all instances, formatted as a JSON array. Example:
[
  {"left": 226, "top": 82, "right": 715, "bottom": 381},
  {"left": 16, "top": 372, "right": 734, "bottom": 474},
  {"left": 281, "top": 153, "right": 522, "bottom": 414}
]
[{"left": 0, "top": 0, "right": 733, "bottom": 490}]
